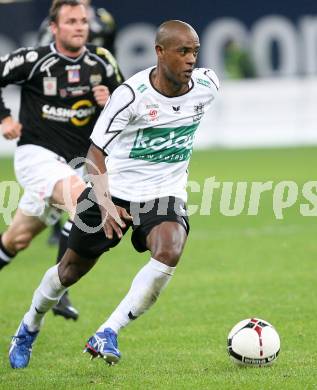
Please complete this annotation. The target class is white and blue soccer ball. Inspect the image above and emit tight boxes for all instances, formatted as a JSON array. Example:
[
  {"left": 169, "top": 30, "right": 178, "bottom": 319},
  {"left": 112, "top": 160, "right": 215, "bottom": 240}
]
[{"left": 227, "top": 318, "right": 280, "bottom": 367}]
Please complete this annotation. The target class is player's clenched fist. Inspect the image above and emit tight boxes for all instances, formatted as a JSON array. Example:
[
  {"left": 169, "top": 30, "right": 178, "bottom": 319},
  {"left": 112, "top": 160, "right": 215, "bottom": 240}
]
[
  {"left": 1, "top": 116, "right": 22, "bottom": 140},
  {"left": 93, "top": 85, "right": 110, "bottom": 107}
]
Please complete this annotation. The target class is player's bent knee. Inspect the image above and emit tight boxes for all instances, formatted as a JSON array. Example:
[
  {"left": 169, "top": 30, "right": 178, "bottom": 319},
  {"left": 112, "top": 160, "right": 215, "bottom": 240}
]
[
  {"left": 58, "top": 252, "right": 97, "bottom": 287},
  {"left": 59, "top": 271, "right": 78, "bottom": 287},
  {"left": 152, "top": 247, "right": 182, "bottom": 266},
  {"left": 58, "top": 264, "right": 83, "bottom": 287}
]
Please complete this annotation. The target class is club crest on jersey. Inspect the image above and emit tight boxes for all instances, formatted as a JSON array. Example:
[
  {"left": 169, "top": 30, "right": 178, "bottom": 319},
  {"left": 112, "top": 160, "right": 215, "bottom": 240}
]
[
  {"left": 90, "top": 74, "right": 102, "bottom": 86},
  {"left": 43, "top": 77, "right": 57, "bottom": 96},
  {"left": 193, "top": 102, "right": 205, "bottom": 122},
  {"left": 66, "top": 65, "right": 80, "bottom": 83}
]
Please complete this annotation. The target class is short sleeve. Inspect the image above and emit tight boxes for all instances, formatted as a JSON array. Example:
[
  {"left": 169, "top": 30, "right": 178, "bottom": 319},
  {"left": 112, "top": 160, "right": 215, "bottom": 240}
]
[
  {"left": 90, "top": 84, "right": 135, "bottom": 154},
  {"left": 204, "top": 69, "right": 220, "bottom": 90}
]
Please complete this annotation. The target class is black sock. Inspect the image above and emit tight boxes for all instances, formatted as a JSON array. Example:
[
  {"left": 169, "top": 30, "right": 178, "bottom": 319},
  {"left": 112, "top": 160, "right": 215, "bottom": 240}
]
[
  {"left": 55, "top": 221, "right": 73, "bottom": 307},
  {"left": 0, "top": 234, "right": 15, "bottom": 270},
  {"left": 56, "top": 220, "right": 73, "bottom": 264}
]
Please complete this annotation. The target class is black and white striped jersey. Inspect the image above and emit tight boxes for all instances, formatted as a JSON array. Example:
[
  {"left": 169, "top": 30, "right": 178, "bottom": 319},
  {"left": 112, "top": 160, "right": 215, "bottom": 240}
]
[{"left": 0, "top": 43, "right": 123, "bottom": 162}]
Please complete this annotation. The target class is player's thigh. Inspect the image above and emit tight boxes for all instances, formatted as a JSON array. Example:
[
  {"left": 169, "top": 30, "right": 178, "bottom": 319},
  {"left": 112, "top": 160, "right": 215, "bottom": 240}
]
[
  {"left": 51, "top": 175, "right": 86, "bottom": 217},
  {"left": 146, "top": 221, "right": 188, "bottom": 266},
  {"left": 14, "top": 145, "right": 86, "bottom": 221},
  {"left": 67, "top": 188, "right": 131, "bottom": 260}
]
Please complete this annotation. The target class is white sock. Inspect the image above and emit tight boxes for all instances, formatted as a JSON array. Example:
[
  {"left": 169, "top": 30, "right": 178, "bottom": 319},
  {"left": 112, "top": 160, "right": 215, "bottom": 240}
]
[
  {"left": 97, "top": 258, "right": 175, "bottom": 334},
  {"left": 23, "top": 264, "right": 67, "bottom": 332}
]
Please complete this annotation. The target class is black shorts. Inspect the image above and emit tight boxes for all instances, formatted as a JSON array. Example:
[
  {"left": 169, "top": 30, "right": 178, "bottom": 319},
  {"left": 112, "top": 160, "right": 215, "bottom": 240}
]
[{"left": 68, "top": 188, "right": 190, "bottom": 259}]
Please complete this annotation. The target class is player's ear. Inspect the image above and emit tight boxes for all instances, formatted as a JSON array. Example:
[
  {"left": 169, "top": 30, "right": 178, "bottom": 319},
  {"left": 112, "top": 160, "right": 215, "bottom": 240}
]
[
  {"left": 50, "top": 22, "right": 57, "bottom": 36},
  {"left": 155, "top": 44, "right": 164, "bottom": 57}
]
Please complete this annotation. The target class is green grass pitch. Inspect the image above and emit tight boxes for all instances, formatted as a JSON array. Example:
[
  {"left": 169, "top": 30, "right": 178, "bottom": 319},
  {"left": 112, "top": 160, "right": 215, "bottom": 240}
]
[{"left": 0, "top": 147, "right": 316, "bottom": 389}]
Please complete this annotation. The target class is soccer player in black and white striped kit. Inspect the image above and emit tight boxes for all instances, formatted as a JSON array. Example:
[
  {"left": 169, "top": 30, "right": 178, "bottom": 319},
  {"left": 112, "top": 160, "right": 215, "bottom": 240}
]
[
  {"left": 37, "top": 0, "right": 117, "bottom": 248},
  {"left": 0, "top": 0, "right": 123, "bottom": 320}
]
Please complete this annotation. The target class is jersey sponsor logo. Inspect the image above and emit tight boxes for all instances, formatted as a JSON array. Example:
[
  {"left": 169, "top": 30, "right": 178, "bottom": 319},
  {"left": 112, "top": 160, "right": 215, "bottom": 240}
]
[
  {"left": 2, "top": 55, "right": 24, "bottom": 77},
  {"left": 43, "top": 77, "right": 57, "bottom": 96},
  {"left": 59, "top": 85, "right": 90, "bottom": 98},
  {"left": 84, "top": 55, "right": 97, "bottom": 66},
  {"left": 42, "top": 100, "right": 96, "bottom": 126},
  {"left": 148, "top": 109, "right": 158, "bottom": 121},
  {"left": 197, "top": 78, "right": 211, "bottom": 88},
  {"left": 71, "top": 100, "right": 95, "bottom": 125},
  {"left": 26, "top": 51, "right": 38, "bottom": 63},
  {"left": 90, "top": 73, "right": 102, "bottom": 86},
  {"left": 65, "top": 64, "right": 81, "bottom": 70},
  {"left": 137, "top": 83, "right": 148, "bottom": 93},
  {"left": 129, "top": 124, "right": 199, "bottom": 163},
  {"left": 59, "top": 89, "right": 67, "bottom": 98},
  {"left": 70, "top": 85, "right": 90, "bottom": 97},
  {"left": 40, "top": 57, "right": 59, "bottom": 76},
  {"left": 146, "top": 103, "right": 159, "bottom": 109}
]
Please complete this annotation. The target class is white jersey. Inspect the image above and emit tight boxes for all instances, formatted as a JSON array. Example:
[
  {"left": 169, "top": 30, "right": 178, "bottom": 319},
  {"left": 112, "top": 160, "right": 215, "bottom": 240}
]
[{"left": 90, "top": 66, "right": 219, "bottom": 202}]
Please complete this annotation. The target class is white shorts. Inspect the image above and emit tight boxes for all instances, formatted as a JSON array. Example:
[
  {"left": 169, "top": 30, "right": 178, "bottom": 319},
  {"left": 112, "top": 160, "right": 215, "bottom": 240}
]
[{"left": 14, "top": 144, "right": 85, "bottom": 225}]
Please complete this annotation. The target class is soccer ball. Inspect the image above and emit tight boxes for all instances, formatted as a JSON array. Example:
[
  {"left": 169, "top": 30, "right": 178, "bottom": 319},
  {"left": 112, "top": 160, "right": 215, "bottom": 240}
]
[{"left": 227, "top": 318, "right": 280, "bottom": 367}]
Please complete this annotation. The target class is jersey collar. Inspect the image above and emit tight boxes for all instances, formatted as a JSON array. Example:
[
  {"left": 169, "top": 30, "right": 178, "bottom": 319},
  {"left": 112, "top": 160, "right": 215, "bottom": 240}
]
[
  {"left": 50, "top": 42, "right": 87, "bottom": 63},
  {"left": 148, "top": 67, "right": 194, "bottom": 98}
]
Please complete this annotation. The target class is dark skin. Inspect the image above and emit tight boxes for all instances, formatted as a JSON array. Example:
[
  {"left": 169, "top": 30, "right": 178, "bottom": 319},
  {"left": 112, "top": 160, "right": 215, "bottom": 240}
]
[
  {"left": 152, "top": 21, "right": 200, "bottom": 96},
  {"left": 58, "top": 21, "right": 199, "bottom": 287}
]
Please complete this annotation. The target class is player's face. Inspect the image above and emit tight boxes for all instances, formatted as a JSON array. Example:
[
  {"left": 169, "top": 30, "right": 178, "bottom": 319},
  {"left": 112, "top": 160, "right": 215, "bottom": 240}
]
[
  {"left": 51, "top": 5, "right": 89, "bottom": 54},
  {"left": 159, "top": 31, "right": 200, "bottom": 86}
]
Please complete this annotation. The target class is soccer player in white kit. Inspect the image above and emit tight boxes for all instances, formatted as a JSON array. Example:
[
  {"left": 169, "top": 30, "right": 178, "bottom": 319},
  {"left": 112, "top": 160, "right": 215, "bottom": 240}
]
[{"left": 9, "top": 19, "right": 219, "bottom": 369}]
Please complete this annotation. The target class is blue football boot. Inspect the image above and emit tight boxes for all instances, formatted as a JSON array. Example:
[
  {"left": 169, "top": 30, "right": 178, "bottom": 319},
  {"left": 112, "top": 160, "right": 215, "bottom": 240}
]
[
  {"left": 84, "top": 328, "right": 121, "bottom": 365},
  {"left": 9, "top": 321, "right": 39, "bottom": 369}
]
